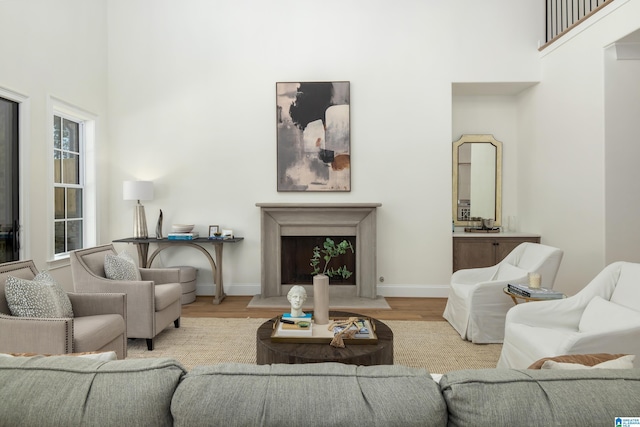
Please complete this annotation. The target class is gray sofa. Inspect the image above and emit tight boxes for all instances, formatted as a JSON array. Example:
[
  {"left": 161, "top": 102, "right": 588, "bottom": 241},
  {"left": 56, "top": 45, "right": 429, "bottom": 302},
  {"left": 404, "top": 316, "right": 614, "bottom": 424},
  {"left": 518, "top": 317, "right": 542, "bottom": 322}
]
[{"left": 1, "top": 356, "right": 639, "bottom": 427}]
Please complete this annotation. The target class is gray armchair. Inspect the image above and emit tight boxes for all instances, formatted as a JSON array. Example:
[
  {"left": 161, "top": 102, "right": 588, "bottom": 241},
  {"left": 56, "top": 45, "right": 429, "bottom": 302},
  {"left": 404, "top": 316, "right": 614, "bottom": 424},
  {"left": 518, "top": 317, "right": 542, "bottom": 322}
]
[
  {"left": 0, "top": 260, "right": 127, "bottom": 359},
  {"left": 70, "top": 244, "right": 181, "bottom": 350}
]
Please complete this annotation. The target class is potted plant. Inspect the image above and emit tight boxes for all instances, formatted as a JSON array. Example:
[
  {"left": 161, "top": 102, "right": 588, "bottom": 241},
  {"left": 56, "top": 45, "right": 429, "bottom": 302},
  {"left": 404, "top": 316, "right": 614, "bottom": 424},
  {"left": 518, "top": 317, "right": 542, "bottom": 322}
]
[
  {"left": 310, "top": 238, "right": 354, "bottom": 279},
  {"left": 309, "top": 238, "right": 354, "bottom": 325}
]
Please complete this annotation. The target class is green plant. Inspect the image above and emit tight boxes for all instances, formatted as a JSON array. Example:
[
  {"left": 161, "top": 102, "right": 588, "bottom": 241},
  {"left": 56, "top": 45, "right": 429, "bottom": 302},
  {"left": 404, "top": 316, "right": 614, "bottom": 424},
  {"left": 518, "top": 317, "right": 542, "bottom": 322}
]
[{"left": 310, "top": 238, "right": 354, "bottom": 278}]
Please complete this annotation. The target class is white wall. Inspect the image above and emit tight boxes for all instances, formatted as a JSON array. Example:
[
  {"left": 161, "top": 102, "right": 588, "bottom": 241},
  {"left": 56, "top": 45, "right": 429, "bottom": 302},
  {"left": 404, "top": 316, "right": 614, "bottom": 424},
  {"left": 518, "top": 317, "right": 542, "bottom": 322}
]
[
  {"left": 604, "top": 39, "right": 640, "bottom": 263},
  {"left": 0, "top": 0, "right": 108, "bottom": 288},
  {"left": 105, "top": 0, "right": 543, "bottom": 297},
  {"left": 517, "top": 0, "right": 640, "bottom": 295}
]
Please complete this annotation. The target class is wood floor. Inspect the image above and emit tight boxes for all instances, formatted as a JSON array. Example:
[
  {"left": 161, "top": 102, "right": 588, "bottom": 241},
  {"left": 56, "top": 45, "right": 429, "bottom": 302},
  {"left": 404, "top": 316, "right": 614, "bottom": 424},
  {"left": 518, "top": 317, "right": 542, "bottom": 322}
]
[{"left": 182, "top": 296, "right": 448, "bottom": 321}]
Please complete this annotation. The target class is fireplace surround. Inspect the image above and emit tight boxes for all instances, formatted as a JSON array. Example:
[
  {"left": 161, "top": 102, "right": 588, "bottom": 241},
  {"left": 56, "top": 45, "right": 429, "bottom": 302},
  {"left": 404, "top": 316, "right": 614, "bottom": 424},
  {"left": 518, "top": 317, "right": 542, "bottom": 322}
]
[{"left": 256, "top": 203, "right": 381, "bottom": 300}]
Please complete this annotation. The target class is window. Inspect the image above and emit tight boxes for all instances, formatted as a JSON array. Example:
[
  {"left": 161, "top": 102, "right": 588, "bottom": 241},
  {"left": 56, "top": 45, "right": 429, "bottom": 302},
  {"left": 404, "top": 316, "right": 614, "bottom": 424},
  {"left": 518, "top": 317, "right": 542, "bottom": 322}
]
[
  {"left": 49, "top": 97, "right": 96, "bottom": 261},
  {"left": 53, "top": 115, "right": 84, "bottom": 255}
]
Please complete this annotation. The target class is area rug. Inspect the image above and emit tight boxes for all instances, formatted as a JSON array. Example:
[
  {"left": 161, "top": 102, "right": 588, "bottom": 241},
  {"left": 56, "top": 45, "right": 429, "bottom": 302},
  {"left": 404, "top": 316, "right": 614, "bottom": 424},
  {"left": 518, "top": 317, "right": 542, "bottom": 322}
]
[{"left": 127, "top": 318, "right": 502, "bottom": 373}]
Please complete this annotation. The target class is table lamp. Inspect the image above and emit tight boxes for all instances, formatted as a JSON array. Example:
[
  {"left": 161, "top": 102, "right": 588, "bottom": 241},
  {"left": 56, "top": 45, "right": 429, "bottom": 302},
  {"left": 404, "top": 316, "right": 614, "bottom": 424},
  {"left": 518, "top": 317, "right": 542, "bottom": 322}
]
[{"left": 123, "top": 180, "right": 154, "bottom": 238}]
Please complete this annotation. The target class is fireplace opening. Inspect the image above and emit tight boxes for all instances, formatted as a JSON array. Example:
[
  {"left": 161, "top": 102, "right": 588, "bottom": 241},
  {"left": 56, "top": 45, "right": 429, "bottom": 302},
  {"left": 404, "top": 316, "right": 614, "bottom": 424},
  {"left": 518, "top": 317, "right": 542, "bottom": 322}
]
[{"left": 281, "top": 236, "right": 356, "bottom": 285}]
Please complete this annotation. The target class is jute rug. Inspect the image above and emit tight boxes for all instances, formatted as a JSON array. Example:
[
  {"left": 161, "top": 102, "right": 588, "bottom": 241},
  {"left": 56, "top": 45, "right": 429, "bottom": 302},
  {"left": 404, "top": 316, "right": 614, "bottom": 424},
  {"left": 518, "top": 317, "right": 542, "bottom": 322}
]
[{"left": 127, "top": 318, "right": 502, "bottom": 373}]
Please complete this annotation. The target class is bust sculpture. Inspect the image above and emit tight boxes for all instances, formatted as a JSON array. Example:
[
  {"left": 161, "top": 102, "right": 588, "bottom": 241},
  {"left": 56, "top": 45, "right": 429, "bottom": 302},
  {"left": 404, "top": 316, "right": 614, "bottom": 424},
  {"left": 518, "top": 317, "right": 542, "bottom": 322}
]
[{"left": 287, "top": 285, "right": 307, "bottom": 318}]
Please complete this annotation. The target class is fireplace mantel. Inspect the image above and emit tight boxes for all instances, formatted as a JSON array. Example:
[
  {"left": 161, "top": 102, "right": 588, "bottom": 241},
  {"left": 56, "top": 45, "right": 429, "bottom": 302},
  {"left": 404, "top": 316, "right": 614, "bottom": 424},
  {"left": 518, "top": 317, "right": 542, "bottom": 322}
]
[{"left": 256, "top": 203, "right": 381, "bottom": 299}]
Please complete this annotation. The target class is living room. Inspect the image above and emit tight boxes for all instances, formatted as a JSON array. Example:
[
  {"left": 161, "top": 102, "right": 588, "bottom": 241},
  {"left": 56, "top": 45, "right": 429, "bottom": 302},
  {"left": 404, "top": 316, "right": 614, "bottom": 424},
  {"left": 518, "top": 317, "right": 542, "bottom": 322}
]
[
  {"left": 2, "top": 0, "right": 640, "bottom": 302},
  {"left": 3, "top": 2, "right": 640, "bottom": 424}
]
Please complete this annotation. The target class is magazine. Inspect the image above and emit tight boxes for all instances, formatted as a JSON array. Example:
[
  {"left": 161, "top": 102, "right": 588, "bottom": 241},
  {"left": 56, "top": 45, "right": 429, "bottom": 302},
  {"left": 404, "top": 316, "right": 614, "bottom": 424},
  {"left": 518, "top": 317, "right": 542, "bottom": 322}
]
[
  {"left": 333, "top": 319, "right": 370, "bottom": 338},
  {"left": 507, "top": 283, "right": 564, "bottom": 299}
]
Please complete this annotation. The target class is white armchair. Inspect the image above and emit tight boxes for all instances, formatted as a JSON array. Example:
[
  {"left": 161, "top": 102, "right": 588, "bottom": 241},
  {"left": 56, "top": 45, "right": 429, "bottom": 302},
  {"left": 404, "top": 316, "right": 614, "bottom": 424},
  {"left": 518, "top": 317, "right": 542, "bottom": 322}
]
[
  {"left": 443, "top": 242, "right": 563, "bottom": 343},
  {"left": 497, "top": 261, "right": 640, "bottom": 368}
]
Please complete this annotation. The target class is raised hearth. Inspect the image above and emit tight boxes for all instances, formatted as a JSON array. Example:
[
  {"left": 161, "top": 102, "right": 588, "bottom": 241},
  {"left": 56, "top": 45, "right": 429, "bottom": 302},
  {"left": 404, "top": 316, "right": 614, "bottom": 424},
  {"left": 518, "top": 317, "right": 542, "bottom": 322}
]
[{"left": 255, "top": 203, "right": 382, "bottom": 304}]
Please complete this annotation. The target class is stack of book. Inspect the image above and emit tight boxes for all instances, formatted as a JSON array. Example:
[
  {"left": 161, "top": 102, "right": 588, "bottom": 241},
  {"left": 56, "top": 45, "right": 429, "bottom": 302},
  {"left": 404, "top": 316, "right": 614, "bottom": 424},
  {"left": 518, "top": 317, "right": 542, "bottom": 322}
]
[
  {"left": 507, "top": 283, "right": 564, "bottom": 299},
  {"left": 167, "top": 232, "right": 200, "bottom": 241},
  {"left": 277, "top": 316, "right": 313, "bottom": 337}
]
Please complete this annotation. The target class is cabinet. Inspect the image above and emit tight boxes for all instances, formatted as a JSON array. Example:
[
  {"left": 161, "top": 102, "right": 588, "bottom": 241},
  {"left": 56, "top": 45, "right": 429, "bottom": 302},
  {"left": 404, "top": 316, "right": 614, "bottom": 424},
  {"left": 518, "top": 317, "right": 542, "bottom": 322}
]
[{"left": 452, "top": 233, "right": 541, "bottom": 272}]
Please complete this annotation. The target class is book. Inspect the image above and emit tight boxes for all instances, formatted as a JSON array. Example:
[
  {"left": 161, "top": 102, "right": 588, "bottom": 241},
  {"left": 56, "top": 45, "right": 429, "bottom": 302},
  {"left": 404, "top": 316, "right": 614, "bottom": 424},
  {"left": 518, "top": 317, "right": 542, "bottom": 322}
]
[
  {"left": 508, "top": 283, "right": 562, "bottom": 298},
  {"left": 507, "top": 283, "right": 564, "bottom": 299},
  {"left": 167, "top": 232, "right": 200, "bottom": 240},
  {"left": 276, "top": 321, "right": 313, "bottom": 337},
  {"left": 282, "top": 313, "right": 312, "bottom": 321}
]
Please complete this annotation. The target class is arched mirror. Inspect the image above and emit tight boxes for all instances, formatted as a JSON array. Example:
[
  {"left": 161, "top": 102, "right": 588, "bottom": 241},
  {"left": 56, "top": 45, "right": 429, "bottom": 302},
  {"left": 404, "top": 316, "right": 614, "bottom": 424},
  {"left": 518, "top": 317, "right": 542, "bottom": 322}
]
[{"left": 452, "top": 134, "right": 502, "bottom": 227}]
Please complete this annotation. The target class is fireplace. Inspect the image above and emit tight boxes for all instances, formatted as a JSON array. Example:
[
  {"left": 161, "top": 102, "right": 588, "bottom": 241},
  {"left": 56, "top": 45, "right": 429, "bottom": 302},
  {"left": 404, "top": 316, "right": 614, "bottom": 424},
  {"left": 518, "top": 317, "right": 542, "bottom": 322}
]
[
  {"left": 281, "top": 236, "right": 356, "bottom": 285},
  {"left": 256, "top": 203, "right": 381, "bottom": 299}
]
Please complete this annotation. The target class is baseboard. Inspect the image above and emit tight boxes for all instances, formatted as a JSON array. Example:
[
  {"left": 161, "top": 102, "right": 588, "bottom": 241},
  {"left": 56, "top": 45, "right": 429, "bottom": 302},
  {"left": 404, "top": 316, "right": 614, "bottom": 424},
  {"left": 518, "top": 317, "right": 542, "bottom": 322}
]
[
  {"left": 196, "top": 283, "right": 259, "bottom": 296},
  {"left": 196, "top": 283, "right": 450, "bottom": 298},
  {"left": 377, "top": 284, "right": 450, "bottom": 298}
]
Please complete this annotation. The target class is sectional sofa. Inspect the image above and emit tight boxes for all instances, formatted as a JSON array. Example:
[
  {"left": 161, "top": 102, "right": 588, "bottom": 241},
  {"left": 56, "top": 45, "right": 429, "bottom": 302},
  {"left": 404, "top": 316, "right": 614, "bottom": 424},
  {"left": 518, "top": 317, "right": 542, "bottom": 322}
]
[{"left": 1, "top": 355, "right": 639, "bottom": 426}]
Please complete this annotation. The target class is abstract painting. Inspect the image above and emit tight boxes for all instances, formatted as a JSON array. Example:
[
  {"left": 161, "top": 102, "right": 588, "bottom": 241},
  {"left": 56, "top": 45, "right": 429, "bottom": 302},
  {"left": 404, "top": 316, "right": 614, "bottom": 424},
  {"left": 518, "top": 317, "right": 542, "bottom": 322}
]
[{"left": 276, "top": 81, "right": 350, "bottom": 192}]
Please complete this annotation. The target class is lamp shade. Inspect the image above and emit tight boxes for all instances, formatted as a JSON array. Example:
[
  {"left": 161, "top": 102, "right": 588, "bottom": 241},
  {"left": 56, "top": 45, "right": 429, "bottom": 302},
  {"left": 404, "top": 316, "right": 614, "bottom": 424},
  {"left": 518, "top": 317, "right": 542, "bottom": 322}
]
[{"left": 123, "top": 181, "right": 154, "bottom": 201}]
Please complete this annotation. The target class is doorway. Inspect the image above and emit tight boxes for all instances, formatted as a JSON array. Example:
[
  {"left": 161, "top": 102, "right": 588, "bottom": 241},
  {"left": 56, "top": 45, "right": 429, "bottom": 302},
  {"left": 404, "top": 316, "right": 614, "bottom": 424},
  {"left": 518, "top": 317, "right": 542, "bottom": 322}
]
[{"left": 0, "top": 96, "right": 19, "bottom": 262}]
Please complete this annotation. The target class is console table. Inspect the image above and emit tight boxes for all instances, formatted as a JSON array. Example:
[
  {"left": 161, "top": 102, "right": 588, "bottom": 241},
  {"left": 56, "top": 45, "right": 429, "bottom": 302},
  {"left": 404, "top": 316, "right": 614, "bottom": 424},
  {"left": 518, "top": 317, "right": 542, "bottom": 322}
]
[{"left": 113, "top": 237, "right": 243, "bottom": 304}]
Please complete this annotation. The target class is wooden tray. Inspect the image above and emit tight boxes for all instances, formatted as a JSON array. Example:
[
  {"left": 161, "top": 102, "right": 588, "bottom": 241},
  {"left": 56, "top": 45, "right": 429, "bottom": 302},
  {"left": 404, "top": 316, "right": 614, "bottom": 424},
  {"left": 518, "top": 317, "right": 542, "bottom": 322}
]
[{"left": 270, "top": 316, "right": 378, "bottom": 344}]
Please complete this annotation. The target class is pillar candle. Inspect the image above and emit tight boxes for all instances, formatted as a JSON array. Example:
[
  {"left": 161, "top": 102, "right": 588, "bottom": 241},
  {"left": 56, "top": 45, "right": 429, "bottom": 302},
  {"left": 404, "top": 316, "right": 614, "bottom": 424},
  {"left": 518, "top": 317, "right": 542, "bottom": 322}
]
[{"left": 529, "top": 273, "right": 541, "bottom": 289}]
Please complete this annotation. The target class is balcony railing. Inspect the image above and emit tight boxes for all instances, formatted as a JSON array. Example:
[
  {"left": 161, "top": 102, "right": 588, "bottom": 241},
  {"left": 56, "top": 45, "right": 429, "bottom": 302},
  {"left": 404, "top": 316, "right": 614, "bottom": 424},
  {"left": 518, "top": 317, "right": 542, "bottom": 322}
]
[{"left": 543, "top": 0, "right": 616, "bottom": 49}]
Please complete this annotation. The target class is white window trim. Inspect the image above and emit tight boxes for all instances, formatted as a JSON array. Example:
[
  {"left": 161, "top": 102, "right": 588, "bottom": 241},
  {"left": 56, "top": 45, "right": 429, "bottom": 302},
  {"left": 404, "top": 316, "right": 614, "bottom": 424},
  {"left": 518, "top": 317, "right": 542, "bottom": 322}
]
[
  {"left": 0, "top": 85, "right": 30, "bottom": 261},
  {"left": 47, "top": 96, "right": 97, "bottom": 263}
]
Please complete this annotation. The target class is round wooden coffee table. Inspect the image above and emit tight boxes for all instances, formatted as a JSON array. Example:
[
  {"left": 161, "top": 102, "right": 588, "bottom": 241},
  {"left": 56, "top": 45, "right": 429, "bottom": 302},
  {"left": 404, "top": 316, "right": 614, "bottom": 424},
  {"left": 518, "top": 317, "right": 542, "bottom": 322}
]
[{"left": 256, "top": 311, "right": 393, "bottom": 366}]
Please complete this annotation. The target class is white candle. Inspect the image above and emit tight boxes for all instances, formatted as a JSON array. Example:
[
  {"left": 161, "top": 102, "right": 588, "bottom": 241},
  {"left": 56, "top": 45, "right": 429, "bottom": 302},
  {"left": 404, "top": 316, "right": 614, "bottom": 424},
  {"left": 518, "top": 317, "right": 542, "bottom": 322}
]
[{"left": 529, "top": 273, "right": 541, "bottom": 288}]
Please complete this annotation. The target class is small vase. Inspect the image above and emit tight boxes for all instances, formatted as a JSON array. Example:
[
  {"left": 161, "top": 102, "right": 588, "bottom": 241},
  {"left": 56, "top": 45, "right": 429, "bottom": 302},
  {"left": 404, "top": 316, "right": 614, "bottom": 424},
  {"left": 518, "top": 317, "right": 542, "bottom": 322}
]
[{"left": 313, "top": 274, "right": 329, "bottom": 325}]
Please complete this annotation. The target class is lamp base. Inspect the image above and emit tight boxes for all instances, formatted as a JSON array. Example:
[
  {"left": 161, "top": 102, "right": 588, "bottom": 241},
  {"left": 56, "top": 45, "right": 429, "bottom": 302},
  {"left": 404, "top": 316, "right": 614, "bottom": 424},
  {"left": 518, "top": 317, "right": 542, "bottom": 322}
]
[{"left": 133, "top": 204, "right": 148, "bottom": 238}]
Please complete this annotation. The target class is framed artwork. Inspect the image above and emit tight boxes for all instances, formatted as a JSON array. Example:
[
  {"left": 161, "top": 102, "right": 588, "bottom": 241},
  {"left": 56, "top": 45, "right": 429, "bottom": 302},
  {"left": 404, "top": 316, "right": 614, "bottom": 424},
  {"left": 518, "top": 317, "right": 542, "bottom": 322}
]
[
  {"left": 208, "top": 225, "right": 220, "bottom": 238},
  {"left": 276, "top": 81, "right": 350, "bottom": 192}
]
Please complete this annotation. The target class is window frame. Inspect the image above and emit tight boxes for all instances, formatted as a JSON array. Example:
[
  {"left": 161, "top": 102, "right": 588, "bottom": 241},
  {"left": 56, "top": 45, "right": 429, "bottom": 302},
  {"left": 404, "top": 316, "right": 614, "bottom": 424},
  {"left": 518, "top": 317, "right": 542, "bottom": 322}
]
[{"left": 49, "top": 97, "right": 97, "bottom": 262}]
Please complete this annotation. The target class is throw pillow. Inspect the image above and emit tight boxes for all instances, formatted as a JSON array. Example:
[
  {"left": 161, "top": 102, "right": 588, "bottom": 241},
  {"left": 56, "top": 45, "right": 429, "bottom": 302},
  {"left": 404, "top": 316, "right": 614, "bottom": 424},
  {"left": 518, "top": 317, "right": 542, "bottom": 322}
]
[
  {"left": 578, "top": 296, "right": 640, "bottom": 333},
  {"left": 493, "top": 262, "right": 528, "bottom": 281},
  {"left": 104, "top": 251, "right": 141, "bottom": 281},
  {"left": 5, "top": 271, "right": 74, "bottom": 318},
  {"left": 541, "top": 354, "right": 635, "bottom": 370},
  {"left": 609, "top": 263, "right": 640, "bottom": 310},
  {"left": 528, "top": 353, "right": 628, "bottom": 369}
]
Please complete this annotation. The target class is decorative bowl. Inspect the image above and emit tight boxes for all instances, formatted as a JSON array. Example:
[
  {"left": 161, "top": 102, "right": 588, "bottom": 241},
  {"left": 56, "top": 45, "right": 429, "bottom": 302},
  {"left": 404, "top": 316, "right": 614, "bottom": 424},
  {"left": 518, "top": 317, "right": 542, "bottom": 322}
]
[{"left": 171, "top": 224, "right": 194, "bottom": 233}]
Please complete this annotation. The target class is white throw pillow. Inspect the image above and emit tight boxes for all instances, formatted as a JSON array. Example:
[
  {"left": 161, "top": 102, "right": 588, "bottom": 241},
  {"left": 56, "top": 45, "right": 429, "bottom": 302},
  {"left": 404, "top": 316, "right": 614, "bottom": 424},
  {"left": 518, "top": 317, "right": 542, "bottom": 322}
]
[
  {"left": 5, "top": 271, "right": 74, "bottom": 318},
  {"left": 610, "top": 263, "right": 640, "bottom": 310},
  {"left": 579, "top": 296, "right": 640, "bottom": 333},
  {"left": 76, "top": 351, "right": 118, "bottom": 361},
  {"left": 104, "top": 251, "right": 141, "bottom": 281},
  {"left": 541, "top": 355, "right": 635, "bottom": 370},
  {"left": 494, "top": 262, "right": 528, "bottom": 281}
]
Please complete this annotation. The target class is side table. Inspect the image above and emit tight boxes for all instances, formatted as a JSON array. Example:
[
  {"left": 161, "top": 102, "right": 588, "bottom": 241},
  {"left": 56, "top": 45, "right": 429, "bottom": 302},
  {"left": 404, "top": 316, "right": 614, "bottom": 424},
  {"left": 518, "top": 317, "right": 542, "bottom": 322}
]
[{"left": 256, "top": 311, "right": 393, "bottom": 366}]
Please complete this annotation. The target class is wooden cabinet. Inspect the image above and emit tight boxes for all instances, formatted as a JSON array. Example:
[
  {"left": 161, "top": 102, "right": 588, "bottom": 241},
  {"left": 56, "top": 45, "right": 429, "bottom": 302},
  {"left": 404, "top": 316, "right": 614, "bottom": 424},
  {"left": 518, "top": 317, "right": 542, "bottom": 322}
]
[{"left": 453, "top": 233, "right": 541, "bottom": 272}]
